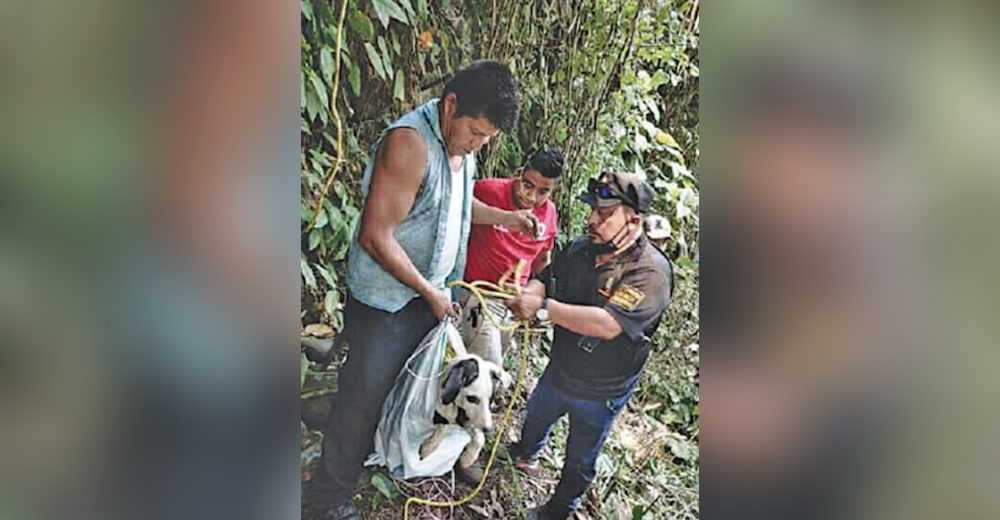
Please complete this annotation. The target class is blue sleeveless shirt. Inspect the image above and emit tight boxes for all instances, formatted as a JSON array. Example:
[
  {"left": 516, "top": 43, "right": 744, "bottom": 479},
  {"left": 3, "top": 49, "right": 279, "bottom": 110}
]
[{"left": 346, "top": 99, "right": 474, "bottom": 312}]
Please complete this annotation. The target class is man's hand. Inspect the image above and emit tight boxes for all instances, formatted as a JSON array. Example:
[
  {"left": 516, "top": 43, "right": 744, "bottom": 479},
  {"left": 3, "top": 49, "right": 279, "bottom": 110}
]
[
  {"left": 503, "top": 210, "right": 539, "bottom": 236},
  {"left": 426, "top": 288, "right": 459, "bottom": 321},
  {"left": 507, "top": 293, "right": 545, "bottom": 321},
  {"left": 472, "top": 198, "right": 540, "bottom": 237}
]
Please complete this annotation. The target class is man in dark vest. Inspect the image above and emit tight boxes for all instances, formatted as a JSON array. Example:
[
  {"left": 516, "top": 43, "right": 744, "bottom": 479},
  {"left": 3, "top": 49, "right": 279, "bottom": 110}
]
[{"left": 506, "top": 172, "right": 674, "bottom": 520}]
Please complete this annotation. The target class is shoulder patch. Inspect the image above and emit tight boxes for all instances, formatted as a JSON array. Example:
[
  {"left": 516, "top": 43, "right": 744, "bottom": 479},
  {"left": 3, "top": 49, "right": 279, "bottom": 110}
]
[{"left": 609, "top": 283, "right": 646, "bottom": 311}]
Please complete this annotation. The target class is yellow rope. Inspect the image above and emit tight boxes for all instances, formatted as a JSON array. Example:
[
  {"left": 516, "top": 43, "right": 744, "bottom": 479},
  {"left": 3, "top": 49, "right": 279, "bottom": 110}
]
[
  {"left": 307, "top": 0, "right": 349, "bottom": 230},
  {"left": 403, "top": 261, "right": 532, "bottom": 519}
]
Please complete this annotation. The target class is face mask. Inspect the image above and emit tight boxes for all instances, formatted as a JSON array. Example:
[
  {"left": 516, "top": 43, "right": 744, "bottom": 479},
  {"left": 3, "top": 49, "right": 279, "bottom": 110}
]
[{"left": 588, "top": 220, "right": 632, "bottom": 255}]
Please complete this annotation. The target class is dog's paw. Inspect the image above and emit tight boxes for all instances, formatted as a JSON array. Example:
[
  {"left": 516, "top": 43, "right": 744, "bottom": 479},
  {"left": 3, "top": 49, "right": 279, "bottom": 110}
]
[{"left": 459, "top": 450, "right": 478, "bottom": 468}]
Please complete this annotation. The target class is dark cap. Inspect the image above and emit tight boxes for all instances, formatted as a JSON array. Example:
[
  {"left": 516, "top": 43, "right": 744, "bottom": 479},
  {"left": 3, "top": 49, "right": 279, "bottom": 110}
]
[{"left": 578, "top": 172, "right": 654, "bottom": 213}]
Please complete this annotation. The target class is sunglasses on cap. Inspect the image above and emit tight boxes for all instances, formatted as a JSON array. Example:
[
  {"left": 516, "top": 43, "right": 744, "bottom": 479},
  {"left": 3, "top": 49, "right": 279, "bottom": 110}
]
[
  {"left": 587, "top": 179, "right": 616, "bottom": 199},
  {"left": 586, "top": 177, "right": 640, "bottom": 208}
]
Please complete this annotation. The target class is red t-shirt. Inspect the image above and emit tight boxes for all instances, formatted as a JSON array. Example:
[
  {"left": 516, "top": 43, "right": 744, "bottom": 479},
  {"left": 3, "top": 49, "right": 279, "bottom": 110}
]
[{"left": 464, "top": 178, "right": 558, "bottom": 286}]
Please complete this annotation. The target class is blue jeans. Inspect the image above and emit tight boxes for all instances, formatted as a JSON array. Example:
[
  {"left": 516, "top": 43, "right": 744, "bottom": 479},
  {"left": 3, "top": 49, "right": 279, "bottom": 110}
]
[
  {"left": 515, "top": 367, "right": 636, "bottom": 516},
  {"left": 310, "top": 294, "right": 438, "bottom": 507}
]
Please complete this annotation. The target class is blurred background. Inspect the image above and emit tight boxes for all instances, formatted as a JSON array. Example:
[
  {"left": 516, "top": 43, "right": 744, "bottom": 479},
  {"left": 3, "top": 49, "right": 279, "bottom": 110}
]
[
  {"left": 0, "top": 1, "right": 299, "bottom": 519},
  {"left": 701, "top": 1, "right": 1000, "bottom": 518}
]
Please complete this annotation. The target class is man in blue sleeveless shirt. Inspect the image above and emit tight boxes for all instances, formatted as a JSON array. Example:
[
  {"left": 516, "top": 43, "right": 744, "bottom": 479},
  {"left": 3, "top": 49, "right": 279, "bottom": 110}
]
[{"left": 309, "top": 61, "right": 520, "bottom": 520}]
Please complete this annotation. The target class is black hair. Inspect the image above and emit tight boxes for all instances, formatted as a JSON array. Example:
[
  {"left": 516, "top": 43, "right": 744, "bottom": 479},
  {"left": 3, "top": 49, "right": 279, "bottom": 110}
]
[
  {"left": 442, "top": 60, "right": 520, "bottom": 133},
  {"left": 523, "top": 146, "right": 564, "bottom": 179}
]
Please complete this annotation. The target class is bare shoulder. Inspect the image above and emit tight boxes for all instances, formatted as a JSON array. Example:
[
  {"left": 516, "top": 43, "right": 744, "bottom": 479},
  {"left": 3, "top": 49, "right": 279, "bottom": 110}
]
[{"left": 374, "top": 127, "right": 427, "bottom": 180}]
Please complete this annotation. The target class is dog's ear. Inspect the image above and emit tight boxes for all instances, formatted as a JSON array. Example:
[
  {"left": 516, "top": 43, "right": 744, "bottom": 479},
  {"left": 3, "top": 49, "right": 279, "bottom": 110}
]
[
  {"left": 441, "top": 363, "right": 463, "bottom": 405},
  {"left": 459, "top": 357, "right": 480, "bottom": 387},
  {"left": 487, "top": 361, "right": 512, "bottom": 390},
  {"left": 442, "top": 358, "right": 479, "bottom": 404}
]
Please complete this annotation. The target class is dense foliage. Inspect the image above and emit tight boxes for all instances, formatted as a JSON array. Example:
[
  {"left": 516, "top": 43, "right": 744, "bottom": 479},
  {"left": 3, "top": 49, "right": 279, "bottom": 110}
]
[{"left": 301, "top": 0, "right": 698, "bottom": 517}]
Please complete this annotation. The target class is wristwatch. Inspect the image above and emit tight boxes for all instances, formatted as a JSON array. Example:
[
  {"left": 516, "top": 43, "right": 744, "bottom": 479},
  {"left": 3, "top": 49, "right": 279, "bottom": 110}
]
[{"left": 535, "top": 297, "right": 549, "bottom": 322}]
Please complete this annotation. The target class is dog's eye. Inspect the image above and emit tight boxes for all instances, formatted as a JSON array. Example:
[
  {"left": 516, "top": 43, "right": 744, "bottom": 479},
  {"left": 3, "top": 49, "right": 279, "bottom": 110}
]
[{"left": 466, "top": 395, "right": 480, "bottom": 404}]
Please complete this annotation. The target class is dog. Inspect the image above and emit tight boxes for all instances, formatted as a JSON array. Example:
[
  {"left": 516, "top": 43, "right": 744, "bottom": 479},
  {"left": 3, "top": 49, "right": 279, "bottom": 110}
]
[{"left": 419, "top": 354, "right": 512, "bottom": 469}]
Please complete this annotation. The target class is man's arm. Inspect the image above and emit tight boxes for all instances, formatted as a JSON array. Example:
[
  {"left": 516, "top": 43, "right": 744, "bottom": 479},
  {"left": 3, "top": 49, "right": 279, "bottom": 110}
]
[
  {"left": 472, "top": 196, "right": 537, "bottom": 235},
  {"left": 544, "top": 269, "right": 671, "bottom": 342},
  {"left": 507, "top": 292, "right": 622, "bottom": 340},
  {"left": 508, "top": 252, "right": 620, "bottom": 338},
  {"left": 357, "top": 128, "right": 454, "bottom": 320},
  {"left": 548, "top": 300, "right": 622, "bottom": 339}
]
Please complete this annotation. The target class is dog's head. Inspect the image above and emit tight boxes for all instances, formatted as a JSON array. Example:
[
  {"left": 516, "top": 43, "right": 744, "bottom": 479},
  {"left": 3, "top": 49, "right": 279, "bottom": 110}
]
[{"left": 440, "top": 355, "right": 511, "bottom": 431}]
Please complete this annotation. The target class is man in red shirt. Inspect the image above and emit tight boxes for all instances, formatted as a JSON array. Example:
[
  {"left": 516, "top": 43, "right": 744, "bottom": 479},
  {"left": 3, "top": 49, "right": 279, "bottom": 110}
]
[{"left": 453, "top": 146, "right": 563, "bottom": 483}]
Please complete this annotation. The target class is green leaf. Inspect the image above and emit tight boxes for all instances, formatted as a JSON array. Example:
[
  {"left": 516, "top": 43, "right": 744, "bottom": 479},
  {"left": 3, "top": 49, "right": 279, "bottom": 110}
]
[
  {"left": 308, "top": 73, "right": 328, "bottom": 110},
  {"left": 300, "top": 0, "right": 314, "bottom": 21},
  {"left": 372, "top": 0, "right": 408, "bottom": 28},
  {"left": 346, "top": 132, "right": 361, "bottom": 154},
  {"left": 347, "top": 210, "right": 362, "bottom": 241},
  {"left": 655, "top": 128, "right": 680, "bottom": 148},
  {"left": 309, "top": 148, "right": 331, "bottom": 167},
  {"left": 371, "top": 473, "right": 399, "bottom": 499},
  {"left": 320, "top": 47, "right": 334, "bottom": 83},
  {"left": 301, "top": 257, "right": 317, "bottom": 289},
  {"left": 650, "top": 69, "right": 669, "bottom": 88},
  {"left": 347, "top": 9, "right": 375, "bottom": 41},
  {"left": 664, "top": 146, "right": 685, "bottom": 162},
  {"left": 396, "top": 0, "right": 416, "bottom": 21},
  {"left": 363, "top": 43, "right": 386, "bottom": 80},
  {"left": 317, "top": 265, "right": 337, "bottom": 288},
  {"left": 632, "top": 505, "right": 647, "bottom": 520},
  {"left": 378, "top": 37, "right": 394, "bottom": 81},
  {"left": 305, "top": 87, "right": 322, "bottom": 122},
  {"left": 646, "top": 98, "right": 661, "bottom": 121},
  {"left": 670, "top": 161, "right": 693, "bottom": 180},
  {"left": 324, "top": 290, "right": 340, "bottom": 316},
  {"left": 313, "top": 206, "right": 329, "bottom": 228},
  {"left": 415, "top": 0, "right": 429, "bottom": 19},
  {"left": 326, "top": 205, "right": 345, "bottom": 230},
  {"left": 639, "top": 119, "right": 659, "bottom": 137},
  {"left": 393, "top": 71, "right": 405, "bottom": 101},
  {"left": 334, "top": 238, "right": 351, "bottom": 261},
  {"left": 349, "top": 61, "right": 361, "bottom": 96},
  {"left": 666, "top": 433, "right": 698, "bottom": 462},
  {"left": 308, "top": 228, "right": 321, "bottom": 251},
  {"left": 336, "top": 23, "right": 348, "bottom": 52},
  {"left": 634, "top": 129, "right": 649, "bottom": 151}
]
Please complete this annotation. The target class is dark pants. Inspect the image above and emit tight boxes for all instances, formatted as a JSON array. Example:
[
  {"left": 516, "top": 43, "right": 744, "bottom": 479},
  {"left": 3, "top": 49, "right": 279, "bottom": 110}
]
[
  {"left": 310, "top": 294, "right": 438, "bottom": 508},
  {"left": 515, "top": 367, "right": 636, "bottom": 517}
]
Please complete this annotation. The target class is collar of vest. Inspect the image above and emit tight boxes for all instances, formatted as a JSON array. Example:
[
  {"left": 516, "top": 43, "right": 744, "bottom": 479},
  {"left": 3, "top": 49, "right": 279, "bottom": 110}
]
[{"left": 418, "top": 98, "right": 447, "bottom": 150}]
